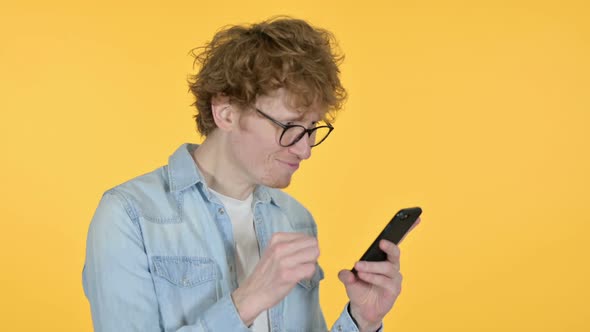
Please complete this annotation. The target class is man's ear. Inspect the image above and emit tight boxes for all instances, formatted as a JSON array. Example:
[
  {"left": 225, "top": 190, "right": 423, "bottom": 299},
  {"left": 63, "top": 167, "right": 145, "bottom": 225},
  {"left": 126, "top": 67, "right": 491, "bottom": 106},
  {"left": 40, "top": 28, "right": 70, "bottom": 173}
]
[{"left": 211, "top": 93, "right": 234, "bottom": 131}]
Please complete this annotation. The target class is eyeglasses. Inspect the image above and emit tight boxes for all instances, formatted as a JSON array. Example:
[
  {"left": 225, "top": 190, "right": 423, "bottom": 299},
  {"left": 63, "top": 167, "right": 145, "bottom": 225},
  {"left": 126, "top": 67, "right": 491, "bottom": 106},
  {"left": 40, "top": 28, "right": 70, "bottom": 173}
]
[{"left": 255, "top": 108, "right": 334, "bottom": 147}]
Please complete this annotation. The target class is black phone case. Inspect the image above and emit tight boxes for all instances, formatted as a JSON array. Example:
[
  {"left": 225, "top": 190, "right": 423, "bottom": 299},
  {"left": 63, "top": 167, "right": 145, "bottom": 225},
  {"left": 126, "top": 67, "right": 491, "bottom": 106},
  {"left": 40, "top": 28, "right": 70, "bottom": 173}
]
[{"left": 352, "top": 207, "right": 422, "bottom": 274}]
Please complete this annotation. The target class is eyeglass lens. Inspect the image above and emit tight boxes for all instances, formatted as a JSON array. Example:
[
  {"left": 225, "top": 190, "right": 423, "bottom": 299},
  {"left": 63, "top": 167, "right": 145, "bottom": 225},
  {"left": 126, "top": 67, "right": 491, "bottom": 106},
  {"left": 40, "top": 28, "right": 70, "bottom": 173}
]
[{"left": 281, "top": 126, "right": 331, "bottom": 147}]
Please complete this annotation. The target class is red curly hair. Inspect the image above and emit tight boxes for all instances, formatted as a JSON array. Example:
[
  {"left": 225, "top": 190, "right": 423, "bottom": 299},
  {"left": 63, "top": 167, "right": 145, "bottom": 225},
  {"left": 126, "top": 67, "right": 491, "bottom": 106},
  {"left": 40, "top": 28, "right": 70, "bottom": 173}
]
[{"left": 188, "top": 17, "right": 347, "bottom": 136}]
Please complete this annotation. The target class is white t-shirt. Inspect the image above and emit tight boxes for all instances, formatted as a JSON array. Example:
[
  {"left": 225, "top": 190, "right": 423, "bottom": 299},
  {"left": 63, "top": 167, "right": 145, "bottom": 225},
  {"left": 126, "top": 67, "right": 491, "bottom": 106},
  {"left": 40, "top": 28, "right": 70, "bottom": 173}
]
[{"left": 210, "top": 189, "right": 269, "bottom": 332}]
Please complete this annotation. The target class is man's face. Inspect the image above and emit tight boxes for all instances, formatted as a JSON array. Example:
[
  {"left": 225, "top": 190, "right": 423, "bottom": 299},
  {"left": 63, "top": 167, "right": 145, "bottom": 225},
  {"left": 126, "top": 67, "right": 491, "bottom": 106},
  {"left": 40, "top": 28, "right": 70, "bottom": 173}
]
[{"left": 228, "top": 88, "right": 324, "bottom": 189}]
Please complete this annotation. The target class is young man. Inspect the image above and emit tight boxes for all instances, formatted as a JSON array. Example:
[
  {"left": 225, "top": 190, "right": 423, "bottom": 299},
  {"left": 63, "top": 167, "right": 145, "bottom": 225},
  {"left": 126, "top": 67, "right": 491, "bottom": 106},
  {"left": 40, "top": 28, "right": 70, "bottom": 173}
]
[{"left": 83, "top": 17, "right": 412, "bottom": 332}]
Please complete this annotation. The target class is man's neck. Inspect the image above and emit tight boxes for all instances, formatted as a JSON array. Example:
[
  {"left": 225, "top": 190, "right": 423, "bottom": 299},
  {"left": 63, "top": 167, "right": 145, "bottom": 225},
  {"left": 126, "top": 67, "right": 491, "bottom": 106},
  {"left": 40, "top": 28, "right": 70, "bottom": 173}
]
[{"left": 192, "top": 135, "right": 256, "bottom": 201}]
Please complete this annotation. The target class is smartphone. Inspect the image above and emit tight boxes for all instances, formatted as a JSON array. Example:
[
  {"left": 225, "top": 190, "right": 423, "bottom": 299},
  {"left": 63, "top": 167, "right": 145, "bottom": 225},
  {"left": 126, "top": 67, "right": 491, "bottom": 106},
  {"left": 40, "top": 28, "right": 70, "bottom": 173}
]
[{"left": 352, "top": 207, "right": 422, "bottom": 275}]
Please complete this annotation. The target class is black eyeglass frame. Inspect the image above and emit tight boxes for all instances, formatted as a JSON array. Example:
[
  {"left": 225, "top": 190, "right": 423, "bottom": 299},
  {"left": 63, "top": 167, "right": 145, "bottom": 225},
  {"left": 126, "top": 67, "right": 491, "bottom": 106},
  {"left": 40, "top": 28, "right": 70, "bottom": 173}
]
[{"left": 255, "top": 108, "right": 334, "bottom": 147}]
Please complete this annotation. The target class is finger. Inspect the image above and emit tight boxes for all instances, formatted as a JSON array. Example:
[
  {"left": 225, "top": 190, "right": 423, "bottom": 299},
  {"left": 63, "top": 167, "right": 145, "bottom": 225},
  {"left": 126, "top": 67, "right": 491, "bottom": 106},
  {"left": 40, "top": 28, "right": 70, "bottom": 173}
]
[
  {"left": 269, "top": 232, "right": 307, "bottom": 245},
  {"left": 399, "top": 217, "right": 421, "bottom": 243},
  {"left": 379, "top": 240, "right": 401, "bottom": 265},
  {"left": 271, "top": 236, "right": 318, "bottom": 260},
  {"left": 287, "top": 243, "right": 320, "bottom": 266},
  {"left": 338, "top": 269, "right": 358, "bottom": 285},
  {"left": 409, "top": 217, "right": 421, "bottom": 232},
  {"left": 357, "top": 271, "right": 401, "bottom": 294},
  {"left": 354, "top": 260, "right": 398, "bottom": 277},
  {"left": 290, "top": 262, "right": 317, "bottom": 281}
]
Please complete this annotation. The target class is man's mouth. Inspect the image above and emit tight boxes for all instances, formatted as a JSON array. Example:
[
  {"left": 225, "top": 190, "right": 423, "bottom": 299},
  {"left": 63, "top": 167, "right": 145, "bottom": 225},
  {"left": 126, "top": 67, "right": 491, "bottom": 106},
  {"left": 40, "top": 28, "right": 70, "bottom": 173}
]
[{"left": 277, "top": 159, "right": 300, "bottom": 171}]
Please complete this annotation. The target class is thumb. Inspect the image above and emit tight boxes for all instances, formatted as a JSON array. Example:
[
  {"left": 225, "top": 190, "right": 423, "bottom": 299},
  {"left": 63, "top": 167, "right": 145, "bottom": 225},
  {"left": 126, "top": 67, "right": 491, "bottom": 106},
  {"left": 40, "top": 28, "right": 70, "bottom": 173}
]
[{"left": 338, "top": 269, "right": 356, "bottom": 285}]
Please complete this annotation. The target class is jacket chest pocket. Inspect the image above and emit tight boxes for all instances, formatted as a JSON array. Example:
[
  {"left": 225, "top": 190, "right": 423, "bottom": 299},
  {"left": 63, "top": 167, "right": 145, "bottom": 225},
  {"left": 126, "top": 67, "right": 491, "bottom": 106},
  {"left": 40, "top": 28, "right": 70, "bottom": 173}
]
[{"left": 151, "top": 256, "right": 222, "bottom": 330}]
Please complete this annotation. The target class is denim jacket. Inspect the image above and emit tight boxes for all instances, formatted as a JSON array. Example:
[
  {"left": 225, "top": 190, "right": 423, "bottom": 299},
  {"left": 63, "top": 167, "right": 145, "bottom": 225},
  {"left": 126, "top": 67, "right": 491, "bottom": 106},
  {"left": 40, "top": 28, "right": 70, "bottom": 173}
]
[{"left": 82, "top": 143, "right": 370, "bottom": 332}]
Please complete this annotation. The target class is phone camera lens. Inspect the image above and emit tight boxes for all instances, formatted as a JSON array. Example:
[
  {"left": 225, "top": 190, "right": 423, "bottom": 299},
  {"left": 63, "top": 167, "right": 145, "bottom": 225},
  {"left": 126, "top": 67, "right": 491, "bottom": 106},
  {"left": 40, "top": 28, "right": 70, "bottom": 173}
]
[{"left": 397, "top": 212, "right": 408, "bottom": 220}]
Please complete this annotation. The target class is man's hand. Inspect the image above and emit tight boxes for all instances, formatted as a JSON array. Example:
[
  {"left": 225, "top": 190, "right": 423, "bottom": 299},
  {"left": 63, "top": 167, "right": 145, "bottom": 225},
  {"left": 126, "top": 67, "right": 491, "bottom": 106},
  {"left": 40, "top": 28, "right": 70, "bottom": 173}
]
[
  {"left": 338, "top": 218, "right": 421, "bottom": 332},
  {"left": 231, "top": 232, "right": 319, "bottom": 326}
]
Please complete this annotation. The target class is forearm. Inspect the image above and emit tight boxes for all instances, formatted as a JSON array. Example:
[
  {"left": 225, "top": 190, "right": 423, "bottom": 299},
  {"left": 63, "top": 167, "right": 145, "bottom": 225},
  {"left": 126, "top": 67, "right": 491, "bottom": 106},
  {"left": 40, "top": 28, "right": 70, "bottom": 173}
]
[{"left": 231, "top": 286, "right": 264, "bottom": 327}]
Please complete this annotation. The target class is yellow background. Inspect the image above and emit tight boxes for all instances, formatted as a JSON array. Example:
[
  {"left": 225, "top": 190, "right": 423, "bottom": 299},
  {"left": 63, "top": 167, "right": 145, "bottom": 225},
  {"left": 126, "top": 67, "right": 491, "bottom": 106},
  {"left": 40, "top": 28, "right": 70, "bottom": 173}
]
[{"left": 1, "top": 0, "right": 589, "bottom": 331}]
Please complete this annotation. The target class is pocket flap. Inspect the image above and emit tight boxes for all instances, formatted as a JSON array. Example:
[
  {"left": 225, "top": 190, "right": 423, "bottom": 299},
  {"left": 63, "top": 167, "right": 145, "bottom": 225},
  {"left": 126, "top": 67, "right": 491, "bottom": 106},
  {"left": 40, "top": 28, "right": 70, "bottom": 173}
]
[
  {"left": 152, "top": 256, "right": 220, "bottom": 288},
  {"left": 297, "top": 264, "right": 324, "bottom": 290}
]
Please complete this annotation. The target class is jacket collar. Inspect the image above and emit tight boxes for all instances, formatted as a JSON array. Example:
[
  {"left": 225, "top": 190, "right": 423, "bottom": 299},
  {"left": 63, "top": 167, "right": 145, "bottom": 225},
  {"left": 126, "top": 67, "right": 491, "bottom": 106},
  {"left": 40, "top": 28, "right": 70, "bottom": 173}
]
[{"left": 167, "top": 143, "right": 278, "bottom": 207}]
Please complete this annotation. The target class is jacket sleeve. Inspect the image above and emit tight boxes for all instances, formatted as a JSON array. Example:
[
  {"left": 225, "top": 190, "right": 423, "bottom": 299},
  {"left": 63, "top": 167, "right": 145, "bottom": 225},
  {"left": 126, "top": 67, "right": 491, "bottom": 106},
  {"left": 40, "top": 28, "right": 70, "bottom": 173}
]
[
  {"left": 329, "top": 303, "right": 384, "bottom": 332},
  {"left": 82, "top": 190, "right": 250, "bottom": 332}
]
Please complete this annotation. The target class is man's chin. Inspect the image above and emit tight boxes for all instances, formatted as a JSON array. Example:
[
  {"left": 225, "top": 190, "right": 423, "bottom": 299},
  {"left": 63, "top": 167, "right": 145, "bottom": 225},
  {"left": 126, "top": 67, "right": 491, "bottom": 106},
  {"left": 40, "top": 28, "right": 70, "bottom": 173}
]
[{"left": 263, "top": 176, "right": 292, "bottom": 189}]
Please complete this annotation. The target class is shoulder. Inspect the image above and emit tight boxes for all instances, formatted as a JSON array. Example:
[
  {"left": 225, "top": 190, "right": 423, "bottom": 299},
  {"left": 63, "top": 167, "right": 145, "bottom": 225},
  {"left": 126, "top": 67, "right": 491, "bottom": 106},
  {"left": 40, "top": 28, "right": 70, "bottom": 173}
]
[
  {"left": 100, "top": 165, "right": 182, "bottom": 223},
  {"left": 107, "top": 166, "right": 169, "bottom": 197}
]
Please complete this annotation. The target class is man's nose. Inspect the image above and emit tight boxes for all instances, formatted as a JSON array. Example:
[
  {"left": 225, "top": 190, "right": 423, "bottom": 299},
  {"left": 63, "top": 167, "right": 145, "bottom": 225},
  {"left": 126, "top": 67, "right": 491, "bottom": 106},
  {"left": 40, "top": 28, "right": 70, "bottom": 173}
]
[{"left": 288, "top": 134, "right": 312, "bottom": 160}]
